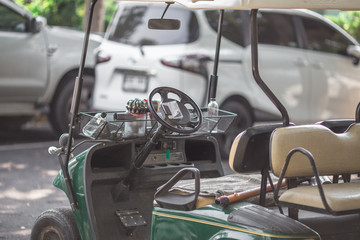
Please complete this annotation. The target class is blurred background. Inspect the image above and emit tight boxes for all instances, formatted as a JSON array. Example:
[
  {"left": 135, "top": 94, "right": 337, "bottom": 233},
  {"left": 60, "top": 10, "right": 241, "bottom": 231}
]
[{"left": 15, "top": 0, "right": 360, "bottom": 41}]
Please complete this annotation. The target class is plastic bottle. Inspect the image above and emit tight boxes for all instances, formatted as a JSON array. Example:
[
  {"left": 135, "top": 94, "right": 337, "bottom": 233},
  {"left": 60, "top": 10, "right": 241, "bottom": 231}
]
[
  {"left": 82, "top": 112, "right": 108, "bottom": 138},
  {"left": 208, "top": 98, "right": 219, "bottom": 132}
]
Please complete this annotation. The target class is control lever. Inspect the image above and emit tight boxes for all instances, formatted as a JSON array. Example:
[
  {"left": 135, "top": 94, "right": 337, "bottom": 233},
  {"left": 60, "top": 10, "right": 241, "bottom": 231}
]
[
  {"left": 48, "top": 146, "right": 62, "bottom": 155},
  {"left": 48, "top": 133, "right": 74, "bottom": 155}
]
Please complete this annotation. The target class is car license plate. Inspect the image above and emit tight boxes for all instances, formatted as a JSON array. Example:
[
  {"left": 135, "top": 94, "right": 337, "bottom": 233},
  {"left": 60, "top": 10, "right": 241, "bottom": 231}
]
[{"left": 122, "top": 74, "right": 149, "bottom": 93}]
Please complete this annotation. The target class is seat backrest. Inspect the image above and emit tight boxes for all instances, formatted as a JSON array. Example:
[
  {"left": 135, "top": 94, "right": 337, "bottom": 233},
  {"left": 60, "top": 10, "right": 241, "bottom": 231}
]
[
  {"left": 318, "top": 119, "right": 354, "bottom": 133},
  {"left": 229, "top": 123, "right": 283, "bottom": 173},
  {"left": 270, "top": 123, "right": 360, "bottom": 178}
]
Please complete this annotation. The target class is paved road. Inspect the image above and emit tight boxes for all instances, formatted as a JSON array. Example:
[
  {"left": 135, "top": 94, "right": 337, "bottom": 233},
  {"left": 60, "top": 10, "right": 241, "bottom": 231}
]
[
  {"left": 0, "top": 120, "right": 58, "bottom": 145},
  {"left": 0, "top": 120, "right": 66, "bottom": 240}
]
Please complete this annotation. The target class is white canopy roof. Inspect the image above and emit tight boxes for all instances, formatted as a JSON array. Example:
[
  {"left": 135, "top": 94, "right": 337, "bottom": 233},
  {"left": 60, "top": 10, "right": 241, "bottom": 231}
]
[{"left": 125, "top": 0, "right": 360, "bottom": 10}]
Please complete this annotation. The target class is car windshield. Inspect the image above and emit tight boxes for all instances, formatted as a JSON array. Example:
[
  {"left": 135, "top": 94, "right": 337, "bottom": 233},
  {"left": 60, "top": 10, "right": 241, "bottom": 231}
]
[{"left": 108, "top": 4, "right": 199, "bottom": 46}]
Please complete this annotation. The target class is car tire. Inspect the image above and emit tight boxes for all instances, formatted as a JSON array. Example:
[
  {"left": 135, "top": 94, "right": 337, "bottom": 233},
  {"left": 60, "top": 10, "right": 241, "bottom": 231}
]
[
  {"left": 217, "top": 100, "right": 254, "bottom": 159},
  {"left": 49, "top": 73, "right": 94, "bottom": 135},
  {"left": 30, "top": 208, "right": 81, "bottom": 240}
]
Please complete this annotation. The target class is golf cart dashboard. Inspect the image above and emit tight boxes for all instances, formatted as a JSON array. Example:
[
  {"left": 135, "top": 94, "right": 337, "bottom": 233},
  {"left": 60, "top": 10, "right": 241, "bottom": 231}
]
[
  {"left": 144, "top": 139, "right": 186, "bottom": 165},
  {"left": 80, "top": 107, "right": 234, "bottom": 177},
  {"left": 90, "top": 136, "right": 218, "bottom": 171}
]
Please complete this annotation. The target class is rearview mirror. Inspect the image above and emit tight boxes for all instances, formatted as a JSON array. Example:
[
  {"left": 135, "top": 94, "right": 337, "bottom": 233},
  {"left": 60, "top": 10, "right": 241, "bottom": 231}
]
[{"left": 148, "top": 19, "right": 181, "bottom": 30}]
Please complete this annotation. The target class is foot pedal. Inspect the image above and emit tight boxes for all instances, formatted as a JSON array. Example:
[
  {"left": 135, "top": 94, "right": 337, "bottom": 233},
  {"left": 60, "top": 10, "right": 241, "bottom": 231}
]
[{"left": 115, "top": 209, "right": 147, "bottom": 233}]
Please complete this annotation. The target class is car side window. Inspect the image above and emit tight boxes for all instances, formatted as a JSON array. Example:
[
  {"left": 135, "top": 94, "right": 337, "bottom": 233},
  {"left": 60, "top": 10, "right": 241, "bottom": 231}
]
[
  {"left": 0, "top": 4, "right": 28, "bottom": 32},
  {"left": 258, "top": 12, "right": 298, "bottom": 48},
  {"left": 302, "top": 17, "right": 351, "bottom": 56},
  {"left": 205, "top": 10, "right": 246, "bottom": 47}
]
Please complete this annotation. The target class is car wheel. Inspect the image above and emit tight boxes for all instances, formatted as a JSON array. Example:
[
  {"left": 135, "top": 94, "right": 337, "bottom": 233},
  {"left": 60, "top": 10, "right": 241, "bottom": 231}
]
[
  {"left": 217, "top": 100, "right": 254, "bottom": 158},
  {"left": 30, "top": 208, "right": 81, "bottom": 240},
  {"left": 49, "top": 73, "right": 94, "bottom": 135}
]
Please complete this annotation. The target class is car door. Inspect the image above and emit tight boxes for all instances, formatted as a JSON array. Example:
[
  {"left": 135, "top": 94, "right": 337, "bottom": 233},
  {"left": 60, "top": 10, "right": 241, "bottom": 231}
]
[
  {"left": 0, "top": 2, "right": 47, "bottom": 102},
  {"left": 299, "top": 15, "right": 360, "bottom": 121},
  {"left": 243, "top": 11, "right": 311, "bottom": 123}
]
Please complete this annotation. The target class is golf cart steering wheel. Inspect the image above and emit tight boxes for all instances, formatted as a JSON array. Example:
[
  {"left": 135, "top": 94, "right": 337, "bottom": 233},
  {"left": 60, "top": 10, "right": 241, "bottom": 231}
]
[{"left": 148, "top": 87, "right": 202, "bottom": 134}]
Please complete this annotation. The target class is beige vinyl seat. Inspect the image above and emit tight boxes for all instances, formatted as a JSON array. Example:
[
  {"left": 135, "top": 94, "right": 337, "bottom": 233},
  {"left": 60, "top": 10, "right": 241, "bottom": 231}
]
[{"left": 270, "top": 123, "right": 360, "bottom": 218}]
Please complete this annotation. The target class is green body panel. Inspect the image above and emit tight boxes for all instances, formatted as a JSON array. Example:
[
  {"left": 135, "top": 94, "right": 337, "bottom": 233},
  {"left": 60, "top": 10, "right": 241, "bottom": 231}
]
[
  {"left": 150, "top": 202, "right": 319, "bottom": 240},
  {"left": 53, "top": 150, "right": 93, "bottom": 240}
]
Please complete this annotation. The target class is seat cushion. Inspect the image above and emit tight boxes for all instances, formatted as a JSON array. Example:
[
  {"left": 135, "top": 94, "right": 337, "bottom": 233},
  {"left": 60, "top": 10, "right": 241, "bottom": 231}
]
[{"left": 279, "top": 182, "right": 360, "bottom": 212}]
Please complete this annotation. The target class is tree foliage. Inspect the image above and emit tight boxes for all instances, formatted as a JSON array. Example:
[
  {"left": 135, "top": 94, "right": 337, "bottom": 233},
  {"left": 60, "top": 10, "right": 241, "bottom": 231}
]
[
  {"left": 15, "top": 0, "right": 84, "bottom": 29},
  {"left": 15, "top": 0, "right": 116, "bottom": 31},
  {"left": 326, "top": 11, "right": 360, "bottom": 42},
  {"left": 104, "top": 0, "right": 117, "bottom": 29}
]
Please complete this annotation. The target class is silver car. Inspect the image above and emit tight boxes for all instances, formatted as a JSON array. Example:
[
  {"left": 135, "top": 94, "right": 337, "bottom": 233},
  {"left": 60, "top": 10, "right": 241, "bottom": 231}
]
[
  {"left": 93, "top": 2, "right": 360, "bottom": 155},
  {"left": 0, "top": 0, "right": 102, "bottom": 133}
]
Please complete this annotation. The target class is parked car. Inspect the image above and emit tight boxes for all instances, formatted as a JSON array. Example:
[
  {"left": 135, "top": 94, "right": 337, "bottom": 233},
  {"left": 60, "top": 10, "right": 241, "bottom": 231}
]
[
  {"left": 0, "top": 0, "right": 102, "bottom": 134},
  {"left": 93, "top": 2, "right": 360, "bottom": 155}
]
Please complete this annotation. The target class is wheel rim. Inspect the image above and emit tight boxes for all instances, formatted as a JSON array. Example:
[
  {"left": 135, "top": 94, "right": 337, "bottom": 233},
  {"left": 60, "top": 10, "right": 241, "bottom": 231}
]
[{"left": 40, "top": 226, "right": 63, "bottom": 240}]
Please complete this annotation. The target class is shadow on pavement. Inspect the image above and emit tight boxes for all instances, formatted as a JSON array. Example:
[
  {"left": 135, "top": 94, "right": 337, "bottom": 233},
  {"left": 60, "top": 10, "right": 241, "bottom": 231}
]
[
  {"left": 0, "top": 119, "right": 67, "bottom": 239},
  {"left": 0, "top": 120, "right": 58, "bottom": 145}
]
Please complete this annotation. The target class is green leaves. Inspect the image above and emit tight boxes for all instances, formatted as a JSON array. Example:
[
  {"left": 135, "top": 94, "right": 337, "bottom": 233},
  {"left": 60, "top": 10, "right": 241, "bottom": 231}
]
[
  {"left": 15, "top": 0, "right": 84, "bottom": 29},
  {"left": 104, "top": 0, "right": 117, "bottom": 29},
  {"left": 14, "top": 0, "right": 117, "bottom": 31},
  {"left": 327, "top": 11, "right": 360, "bottom": 42}
]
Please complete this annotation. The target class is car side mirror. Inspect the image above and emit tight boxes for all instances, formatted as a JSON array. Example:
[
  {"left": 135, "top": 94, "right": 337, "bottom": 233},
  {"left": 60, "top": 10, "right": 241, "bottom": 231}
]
[
  {"left": 148, "top": 19, "right": 181, "bottom": 30},
  {"left": 347, "top": 45, "right": 360, "bottom": 65},
  {"left": 29, "top": 16, "right": 46, "bottom": 33},
  {"left": 29, "top": 18, "right": 39, "bottom": 33}
]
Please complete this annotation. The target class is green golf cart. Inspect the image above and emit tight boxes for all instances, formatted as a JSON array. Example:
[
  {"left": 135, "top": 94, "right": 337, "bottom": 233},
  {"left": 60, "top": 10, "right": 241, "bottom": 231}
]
[{"left": 31, "top": 0, "right": 360, "bottom": 239}]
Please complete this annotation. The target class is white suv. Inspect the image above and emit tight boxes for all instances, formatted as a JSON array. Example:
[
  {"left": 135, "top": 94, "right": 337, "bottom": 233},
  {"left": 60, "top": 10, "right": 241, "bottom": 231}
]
[
  {"left": 93, "top": 2, "right": 360, "bottom": 155},
  {"left": 0, "top": 0, "right": 101, "bottom": 134}
]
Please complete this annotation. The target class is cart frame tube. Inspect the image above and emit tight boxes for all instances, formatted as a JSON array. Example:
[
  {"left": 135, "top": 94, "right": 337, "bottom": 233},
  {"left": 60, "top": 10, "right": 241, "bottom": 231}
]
[
  {"left": 64, "top": 0, "right": 99, "bottom": 210},
  {"left": 208, "top": 9, "right": 224, "bottom": 102},
  {"left": 250, "top": 9, "right": 290, "bottom": 126}
]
